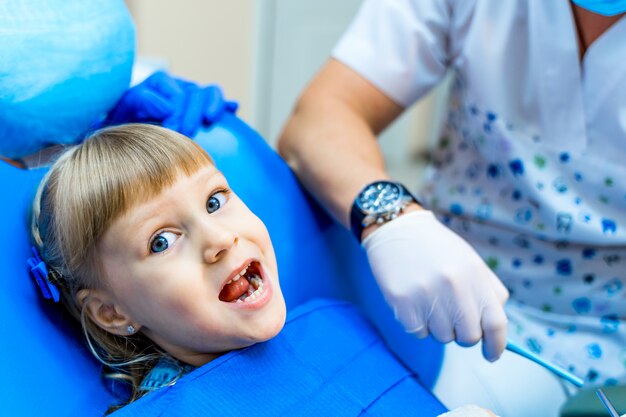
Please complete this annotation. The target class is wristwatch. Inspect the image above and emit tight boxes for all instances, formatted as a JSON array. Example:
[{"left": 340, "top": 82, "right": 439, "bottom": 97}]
[{"left": 350, "top": 180, "right": 419, "bottom": 242}]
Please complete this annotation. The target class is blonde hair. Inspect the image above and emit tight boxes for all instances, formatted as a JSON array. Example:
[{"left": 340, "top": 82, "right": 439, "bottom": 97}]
[{"left": 31, "top": 124, "right": 213, "bottom": 413}]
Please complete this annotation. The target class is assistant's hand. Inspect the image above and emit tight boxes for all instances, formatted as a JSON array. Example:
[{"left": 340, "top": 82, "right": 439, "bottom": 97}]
[
  {"left": 104, "top": 71, "right": 238, "bottom": 137},
  {"left": 362, "top": 210, "right": 509, "bottom": 361}
]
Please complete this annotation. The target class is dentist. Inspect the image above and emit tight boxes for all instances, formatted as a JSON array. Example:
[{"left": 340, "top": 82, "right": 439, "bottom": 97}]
[{"left": 279, "top": 1, "right": 626, "bottom": 416}]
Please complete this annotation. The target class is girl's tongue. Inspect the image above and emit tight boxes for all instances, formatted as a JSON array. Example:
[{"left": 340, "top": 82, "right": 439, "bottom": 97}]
[{"left": 219, "top": 277, "right": 250, "bottom": 302}]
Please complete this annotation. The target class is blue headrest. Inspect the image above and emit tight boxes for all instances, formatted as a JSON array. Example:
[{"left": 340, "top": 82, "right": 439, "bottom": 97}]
[
  {"left": 1, "top": 163, "right": 116, "bottom": 416},
  {"left": 2, "top": 115, "right": 442, "bottom": 416}
]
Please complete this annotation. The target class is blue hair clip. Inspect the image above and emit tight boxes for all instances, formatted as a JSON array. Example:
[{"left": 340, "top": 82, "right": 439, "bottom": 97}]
[{"left": 27, "top": 246, "right": 60, "bottom": 303}]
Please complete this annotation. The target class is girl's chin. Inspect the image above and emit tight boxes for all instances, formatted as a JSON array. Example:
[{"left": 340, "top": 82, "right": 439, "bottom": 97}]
[{"left": 251, "top": 299, "right": 287, "bottom": 343}]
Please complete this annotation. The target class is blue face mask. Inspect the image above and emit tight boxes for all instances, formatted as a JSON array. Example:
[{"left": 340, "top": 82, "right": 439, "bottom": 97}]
[
  {"left": 572, "top": 0, "right": 626, "bottom": 16},
  {"left": 0, "top": 0, "right": 135, "bottom": 159}
]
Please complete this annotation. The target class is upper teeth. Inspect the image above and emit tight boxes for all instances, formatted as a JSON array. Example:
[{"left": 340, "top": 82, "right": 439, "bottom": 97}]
[{"left": 226, "top": 264, "right": 251, "bottom": 284}]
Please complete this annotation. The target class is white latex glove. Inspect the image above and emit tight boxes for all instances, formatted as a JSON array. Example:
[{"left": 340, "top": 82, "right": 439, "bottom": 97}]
[
  {"left": 438, "top": 405, "right": 497, "bottom": 417},
  {"left": 362, "top": 210, "right": 509, "bottom": 361}
]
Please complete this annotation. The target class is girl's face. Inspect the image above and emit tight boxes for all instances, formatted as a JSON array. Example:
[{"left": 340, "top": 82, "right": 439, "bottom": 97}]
[{"left": 96, "top": 164, "right": 286, "bottom": 366}]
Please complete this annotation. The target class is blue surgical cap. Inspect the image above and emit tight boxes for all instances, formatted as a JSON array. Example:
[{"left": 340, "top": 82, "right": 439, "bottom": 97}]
[
  {"left": 0, "top": 0, "right": 135, "bottom": 159},
  {"left": 572, "top": 0, "right": 626, "bottom": 15}
]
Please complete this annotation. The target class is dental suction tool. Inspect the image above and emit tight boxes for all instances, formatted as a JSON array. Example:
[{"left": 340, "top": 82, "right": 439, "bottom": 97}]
[{"left": 505, "top": 339, "right": 584, "bottom": 387}]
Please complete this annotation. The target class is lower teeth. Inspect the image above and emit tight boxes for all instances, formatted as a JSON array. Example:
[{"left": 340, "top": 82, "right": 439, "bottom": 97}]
[{"left": 236, "top": 274, "right": 263, "bottom": 302}]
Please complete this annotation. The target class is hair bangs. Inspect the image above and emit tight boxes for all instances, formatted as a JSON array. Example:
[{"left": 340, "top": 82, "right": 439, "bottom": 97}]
[{"left": 51, "top": 124, "right": 212, "bottom": 274}]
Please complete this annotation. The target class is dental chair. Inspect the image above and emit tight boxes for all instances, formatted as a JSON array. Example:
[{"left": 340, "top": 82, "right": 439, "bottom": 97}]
[{"left": 2, "top": 114, "right": 444, "bottom": 416}]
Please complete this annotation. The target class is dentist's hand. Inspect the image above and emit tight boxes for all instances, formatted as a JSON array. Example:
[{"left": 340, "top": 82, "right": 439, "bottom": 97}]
[
  {"left": 104, "top": 71, "right": 238, "bottom": 137},
  {"left": 362, "top": 210, "right": 509, "bottom": 361}
]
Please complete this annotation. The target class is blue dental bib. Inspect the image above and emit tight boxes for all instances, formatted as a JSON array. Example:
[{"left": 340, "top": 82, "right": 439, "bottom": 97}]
[{"left": 112, "top": 299, "right": 446, "bottom": 417}]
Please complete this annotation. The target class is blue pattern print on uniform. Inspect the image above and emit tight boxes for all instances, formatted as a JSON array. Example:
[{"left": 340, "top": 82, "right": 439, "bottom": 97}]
[
  {"left": 487, "top": 164, "right": 503, "bottom": 178},
  {"left": 527, "top": 338, "right": 543, "bottom": 354},
  {"left": 422, "top": 91, "right": 626, "bottom": 387},
  {"left": 552, "top": 178, "right": 568, "bottom": 193},
  {"left": 601, "top": 315, "right": 620, "bottom": 333},
  {"left": 515, "top": 207, "right": 533, "bottom": 224},
  {"left": 572, "top": 297, "right": 592, "bottom": 314},
  {"left": 557, "top": 213, "right": 573, "bottom": 233},
  {"left": 601, "top": 219, "right": 617, "bottom": 234},
  {"left": 509, "top": 159, "right": 524, "bottom": 176},
  {"left": 582, "top": 248, "right": 596, "bottom": 259},
  {"left": 602, "top": 278, "right": 623, "bottom": 296},
  {"left": 556, "top": 259, "right": 573, "bottom": 275},
  {"left": 586, "top": 343, "right": 603, "bottom": 359}
]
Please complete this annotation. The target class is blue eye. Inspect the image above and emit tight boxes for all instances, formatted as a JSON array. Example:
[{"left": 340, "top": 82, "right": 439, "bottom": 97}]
[
  {"left": 206, "top": 191, "right": 227, "bottom": 213},
  {"left": 150, "top": 231, "right": 178, "bottom": 253}
]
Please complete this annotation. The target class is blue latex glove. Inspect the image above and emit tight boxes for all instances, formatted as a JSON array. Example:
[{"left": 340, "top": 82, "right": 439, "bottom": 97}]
[{"left": 104, "top": 71, "right": 238, "bottom": 137}]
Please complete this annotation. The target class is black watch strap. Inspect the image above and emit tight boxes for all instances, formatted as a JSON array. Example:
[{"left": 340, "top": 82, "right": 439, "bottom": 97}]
[
  {"left": 350, "top": 201, "right": 365, "bottom": 242},
  {"left": 349, "top": 181, "right": 419, "bottom": 243}
]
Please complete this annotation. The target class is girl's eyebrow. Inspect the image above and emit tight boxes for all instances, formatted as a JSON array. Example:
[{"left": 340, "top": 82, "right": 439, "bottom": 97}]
[{"left": 121, "top": 168, "right": 225, "bottom": 237}]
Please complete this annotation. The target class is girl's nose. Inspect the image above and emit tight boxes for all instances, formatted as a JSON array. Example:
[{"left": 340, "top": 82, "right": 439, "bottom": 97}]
[{"left": 202, "top": 222, "right": 239, "bottom": 263}]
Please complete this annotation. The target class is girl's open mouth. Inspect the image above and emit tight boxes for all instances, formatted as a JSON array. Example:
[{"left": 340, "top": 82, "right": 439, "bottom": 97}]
[{"left": 218, "top": 261, "right": 265, "bottom": 303}]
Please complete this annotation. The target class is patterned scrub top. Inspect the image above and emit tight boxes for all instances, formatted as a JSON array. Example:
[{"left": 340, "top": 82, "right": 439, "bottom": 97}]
[{"left": 333, "top": 0, "right": 626, "bottom": 385}]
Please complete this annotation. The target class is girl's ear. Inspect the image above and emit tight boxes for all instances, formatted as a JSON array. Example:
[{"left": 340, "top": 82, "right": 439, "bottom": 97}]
[{"left": 76, "top": 289, "right": 140, "bottom": 336}]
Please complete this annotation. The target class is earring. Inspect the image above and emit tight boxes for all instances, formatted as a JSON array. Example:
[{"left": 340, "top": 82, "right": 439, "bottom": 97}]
[{"left": 127, "top": 325, "right": 136, "bottom": 335}]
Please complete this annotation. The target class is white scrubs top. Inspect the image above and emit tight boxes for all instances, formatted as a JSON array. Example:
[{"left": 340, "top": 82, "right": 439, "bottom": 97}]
[{"left": 334, "top": 0, "right": 626, "bottom": 386}]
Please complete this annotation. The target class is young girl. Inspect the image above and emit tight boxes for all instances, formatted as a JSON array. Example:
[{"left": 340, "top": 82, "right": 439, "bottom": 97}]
[{"left": 30, "top": 123, "right": 492, "bottom": 417}]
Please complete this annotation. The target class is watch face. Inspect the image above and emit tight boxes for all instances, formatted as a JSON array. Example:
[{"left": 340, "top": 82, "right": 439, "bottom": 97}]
[{"left": 357, "top": 181, "right": 402, "bottom": 214}]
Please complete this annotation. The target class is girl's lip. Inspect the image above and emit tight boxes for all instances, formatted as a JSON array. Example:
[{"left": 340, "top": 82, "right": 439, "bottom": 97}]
[{"left": 220, "top": 258, "right": 257, "bottom": 290}]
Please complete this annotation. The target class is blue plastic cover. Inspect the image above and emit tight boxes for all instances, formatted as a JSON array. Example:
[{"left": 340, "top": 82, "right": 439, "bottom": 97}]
[
  {"left": 571, "top": 0, "right": 626, "bottom": 15},
  {"left": 111, "top": 299, "right": 447, "bottom": 417},
  {"left": 0, "top": 0, "right": 135, "bottom": 159}
]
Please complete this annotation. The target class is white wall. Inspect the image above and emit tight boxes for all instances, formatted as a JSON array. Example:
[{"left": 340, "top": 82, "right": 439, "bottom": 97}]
[
  {"left": 126, "top": 0, "right": 449, "bottom": 188},
  {"left": 126, "top": 0, "right": 256, "bottom": 123}
]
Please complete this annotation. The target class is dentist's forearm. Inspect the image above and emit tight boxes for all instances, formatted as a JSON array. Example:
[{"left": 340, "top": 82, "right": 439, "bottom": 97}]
[
  {"left": 278, "top": 98, "right": 387, "bottom": 228},
  {"left": 278, "top": 59, "right": 405, "bottom": 228}
]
